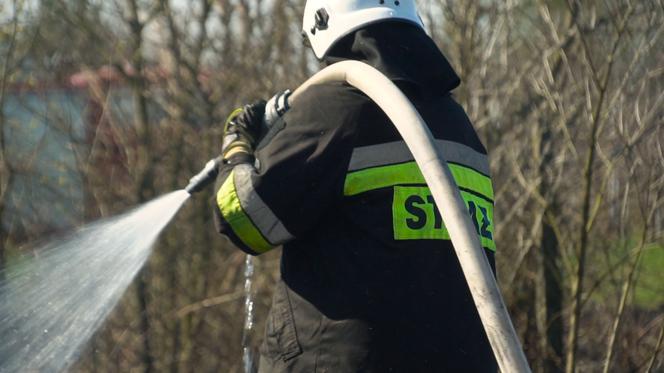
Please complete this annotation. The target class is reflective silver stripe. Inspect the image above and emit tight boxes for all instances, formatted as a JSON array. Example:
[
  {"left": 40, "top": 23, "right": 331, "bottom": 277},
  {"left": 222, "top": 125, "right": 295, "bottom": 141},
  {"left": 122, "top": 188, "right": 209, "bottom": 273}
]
[
  {"left": 234, "top": 164, "right": 294, "bottom": 245},
  {"left": 348, "top": 140, "right": 490, "bottom": 176}
]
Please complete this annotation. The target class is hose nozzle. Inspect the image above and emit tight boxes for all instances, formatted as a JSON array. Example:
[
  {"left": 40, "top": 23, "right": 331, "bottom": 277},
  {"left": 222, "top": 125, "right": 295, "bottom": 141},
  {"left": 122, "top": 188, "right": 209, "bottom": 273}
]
[{"left": 185, "top": 157, "right": 222, "bottom": 194}]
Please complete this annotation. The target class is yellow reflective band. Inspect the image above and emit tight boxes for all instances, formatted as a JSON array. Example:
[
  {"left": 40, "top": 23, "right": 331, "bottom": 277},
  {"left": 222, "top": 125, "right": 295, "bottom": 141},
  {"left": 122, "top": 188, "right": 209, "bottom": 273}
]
[
  {"left": 392, "top": 186, "right": 496, "bottom": 251},
  {"left": 344, "top": 161, "right": 494, "bottom": 201},
  {"left": 217, "top": 170, "right": 274, "bottom": 254}
]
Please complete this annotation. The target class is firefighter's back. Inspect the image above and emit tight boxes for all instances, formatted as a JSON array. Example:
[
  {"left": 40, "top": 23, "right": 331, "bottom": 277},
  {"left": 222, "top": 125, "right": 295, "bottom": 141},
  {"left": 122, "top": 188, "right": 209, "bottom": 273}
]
[{"left": 256, "top": 81, "right": 497, "bottom": 372}]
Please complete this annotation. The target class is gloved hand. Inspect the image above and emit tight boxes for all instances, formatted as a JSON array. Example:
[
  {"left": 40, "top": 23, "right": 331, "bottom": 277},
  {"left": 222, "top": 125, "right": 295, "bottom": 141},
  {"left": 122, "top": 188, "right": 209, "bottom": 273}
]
[{"left": 221, "top": 100, "right": 266, "bottom": 160}]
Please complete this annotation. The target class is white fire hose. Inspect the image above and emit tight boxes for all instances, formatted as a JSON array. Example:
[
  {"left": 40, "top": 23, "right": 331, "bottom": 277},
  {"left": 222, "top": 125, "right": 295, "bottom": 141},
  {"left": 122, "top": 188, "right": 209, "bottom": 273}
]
[{"left": 289, "top": 60, "right": 531, "bottom": 373}]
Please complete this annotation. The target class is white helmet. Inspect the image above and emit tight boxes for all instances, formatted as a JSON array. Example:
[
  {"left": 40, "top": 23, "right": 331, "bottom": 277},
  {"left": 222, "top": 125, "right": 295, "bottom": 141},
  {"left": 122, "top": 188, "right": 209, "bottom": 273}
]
[{"left": 302, "top": 0, "right": 425, "bottom": 59}]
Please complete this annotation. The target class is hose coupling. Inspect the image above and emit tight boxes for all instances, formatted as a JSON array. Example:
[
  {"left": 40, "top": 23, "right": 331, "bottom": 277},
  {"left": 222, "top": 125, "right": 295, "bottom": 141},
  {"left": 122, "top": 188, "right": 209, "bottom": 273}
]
[{"left": 185, "top": 157, "right": 222, "bottom": 194}]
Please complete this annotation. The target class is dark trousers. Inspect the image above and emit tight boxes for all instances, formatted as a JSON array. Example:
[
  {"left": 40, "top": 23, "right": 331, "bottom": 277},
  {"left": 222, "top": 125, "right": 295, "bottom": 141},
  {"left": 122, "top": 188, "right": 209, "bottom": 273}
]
[{"left": 258, "top": 281, "right": 498, "bottom": 373}]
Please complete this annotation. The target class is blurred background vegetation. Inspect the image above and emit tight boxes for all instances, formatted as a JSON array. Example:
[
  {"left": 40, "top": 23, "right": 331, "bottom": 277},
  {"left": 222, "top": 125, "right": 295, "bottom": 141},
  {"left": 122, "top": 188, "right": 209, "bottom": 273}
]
[{"left": 0, "top": 0, "right": 662, "bottom": 372}]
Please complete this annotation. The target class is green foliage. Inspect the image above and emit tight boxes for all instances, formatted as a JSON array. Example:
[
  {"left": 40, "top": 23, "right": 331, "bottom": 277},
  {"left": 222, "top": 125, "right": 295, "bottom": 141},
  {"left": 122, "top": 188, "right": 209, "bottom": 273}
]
[
  {"left": 634, "top": 244, "right": 664, "bottom": 310},
  {"left": 589, "top": 238, "right": 664, "bottom": 311}
]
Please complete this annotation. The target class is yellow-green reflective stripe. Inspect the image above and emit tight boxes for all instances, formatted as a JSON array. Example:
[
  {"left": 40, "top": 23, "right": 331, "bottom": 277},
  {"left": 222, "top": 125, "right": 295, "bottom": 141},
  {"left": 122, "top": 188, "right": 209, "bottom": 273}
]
[
  {"left": 392, "top": 186, "right": 496, "bottom": 251},
  {"left": 217, "top": 171, "right": 273, "bottom": 253},
  {"left": 461, "top": 191, "right": 496, "bottom": 251},
  {"left": 344, "top": 161, "right": 493, "bottom": 200}
]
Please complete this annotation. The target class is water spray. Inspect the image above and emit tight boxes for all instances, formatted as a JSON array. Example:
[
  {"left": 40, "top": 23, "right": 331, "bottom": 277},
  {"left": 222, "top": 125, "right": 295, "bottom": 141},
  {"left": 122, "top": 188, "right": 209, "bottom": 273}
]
[
  {"left": 0, "top": 149, "right": 228, "bottom": 372},
  {"left": 0, "top": 191, "right": 190, "bottom": 372}
]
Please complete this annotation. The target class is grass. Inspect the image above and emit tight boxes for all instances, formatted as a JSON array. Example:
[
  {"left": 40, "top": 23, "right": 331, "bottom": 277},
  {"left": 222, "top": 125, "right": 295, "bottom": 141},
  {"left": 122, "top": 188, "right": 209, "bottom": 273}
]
[{"left": 633, "top": 243, "right": 664, "bottom": 310}]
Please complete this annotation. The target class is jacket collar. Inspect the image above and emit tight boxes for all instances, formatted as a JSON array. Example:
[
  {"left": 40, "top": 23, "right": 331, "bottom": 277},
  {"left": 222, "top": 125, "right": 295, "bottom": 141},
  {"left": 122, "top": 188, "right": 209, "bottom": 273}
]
[{"left": 323, "top": 21, "right": 461, "bottom": 95}]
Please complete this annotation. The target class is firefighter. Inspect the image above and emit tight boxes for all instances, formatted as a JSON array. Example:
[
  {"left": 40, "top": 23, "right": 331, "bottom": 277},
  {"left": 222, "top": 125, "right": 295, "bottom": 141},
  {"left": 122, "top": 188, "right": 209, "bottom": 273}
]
[{"left": 213, "top": 1, "right": 498, "bottom": 372}]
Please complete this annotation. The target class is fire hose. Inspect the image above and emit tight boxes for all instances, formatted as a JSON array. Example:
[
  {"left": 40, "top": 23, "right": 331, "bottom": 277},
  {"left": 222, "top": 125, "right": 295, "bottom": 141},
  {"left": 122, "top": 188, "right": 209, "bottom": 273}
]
[{"left": 187, "top": 60, "right": 531, "bottom": 373}]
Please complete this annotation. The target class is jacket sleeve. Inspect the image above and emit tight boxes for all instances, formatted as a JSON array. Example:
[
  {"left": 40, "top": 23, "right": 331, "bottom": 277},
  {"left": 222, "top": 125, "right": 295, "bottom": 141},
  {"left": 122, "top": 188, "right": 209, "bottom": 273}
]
[{"left": 213, "top": 84, "right": 362, "bottom": 255}]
